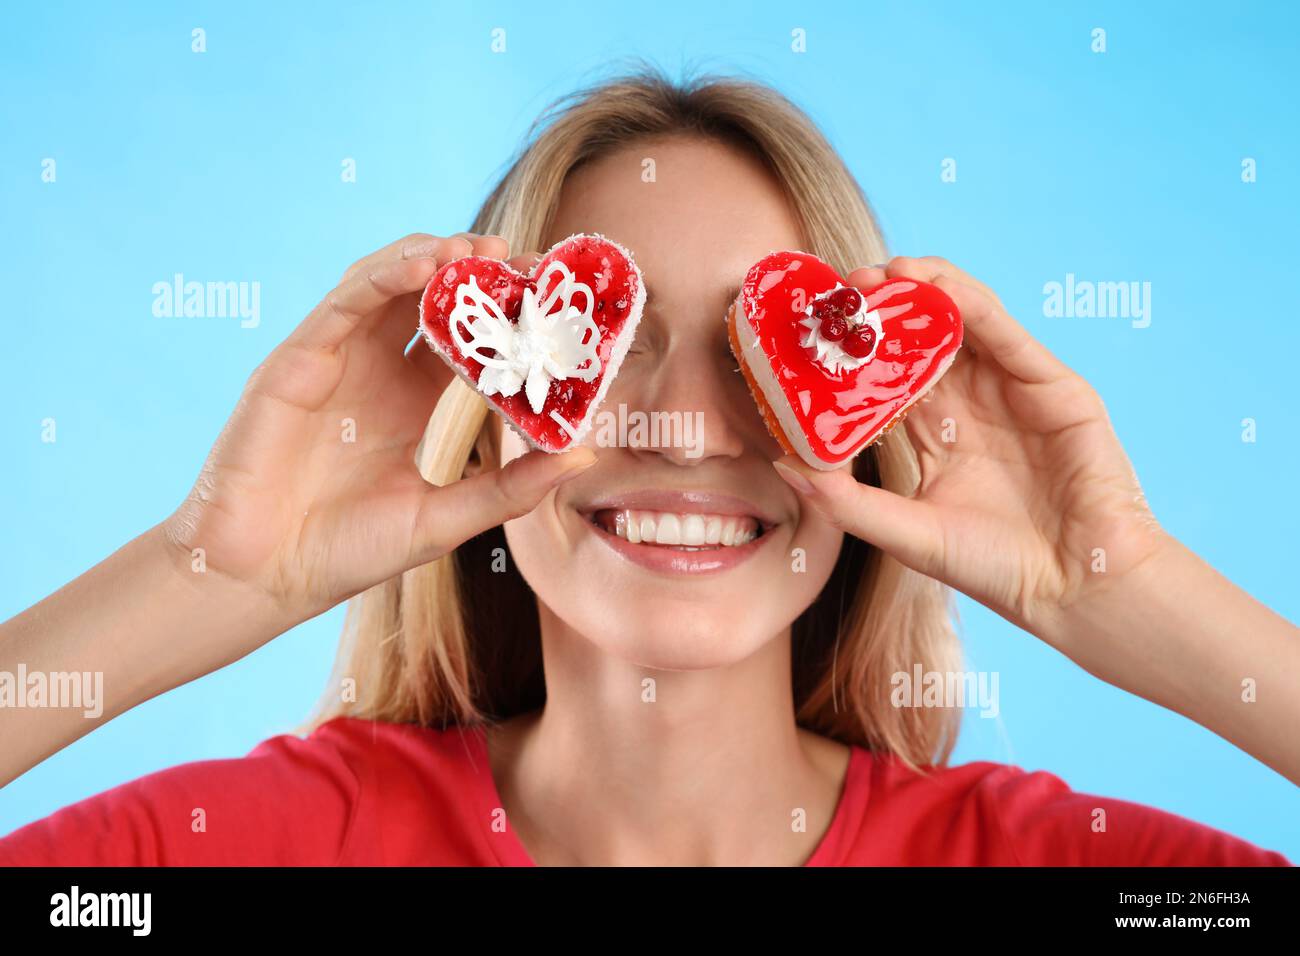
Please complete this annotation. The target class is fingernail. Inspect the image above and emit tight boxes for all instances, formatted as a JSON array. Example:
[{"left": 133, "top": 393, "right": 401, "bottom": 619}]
[{"left": 772, "top": 459, "right": 815, "bottom": 496}]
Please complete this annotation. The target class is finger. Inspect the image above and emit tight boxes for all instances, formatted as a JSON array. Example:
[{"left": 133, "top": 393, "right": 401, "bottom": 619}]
[
  {"left": 845, "top": 265, "right": 887, "bottom": 292},
  {"left": 771, "top": 455, "right": 943, "bottom": 577},
  {"left": 341, "top": 234, "right": 467, "bottom": 282},
  {"left": 913, "top": 255, "right": 1002, "bottom": 302},
  {"left": 411, "top": 446, "right": 598, "bottom": 561},
  {"left": 507, "top": 250, "right": 542, "bottom": 274},
  {"left": 454, "top": 233, "right": 510, "bottom": 261},
  {"left": 340, "top": 232, "right": 501, "bottom": 283},
  {"left": 290, "top": 255, "right": 440, "bottom": 352},
  {"left": 884, "top": 255, "right": 1002, "bottom": 310},
  {"left": 342, "top": 234, "right": 509, "bottom": 287},
  {"left": 885, "top": 256, "right": 1072, "bottom": 385},
  {"left": 932, "top": 274, "right": 1074, "bottom": 385}
]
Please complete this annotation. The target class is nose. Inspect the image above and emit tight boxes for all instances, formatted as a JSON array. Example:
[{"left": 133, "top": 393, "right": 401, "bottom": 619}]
[{"left": 620, "top": 334, "right": 754, "bottom": 467}]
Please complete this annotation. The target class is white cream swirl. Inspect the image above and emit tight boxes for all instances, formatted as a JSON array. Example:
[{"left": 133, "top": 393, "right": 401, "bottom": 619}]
[{"left": 798, "top": 288, "right": 883, "bottom": 374}]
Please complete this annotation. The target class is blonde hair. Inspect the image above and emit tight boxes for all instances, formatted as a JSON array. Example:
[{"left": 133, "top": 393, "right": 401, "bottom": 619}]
[{"left": 305, "top": 69, "right": 962, "bottom": 769}]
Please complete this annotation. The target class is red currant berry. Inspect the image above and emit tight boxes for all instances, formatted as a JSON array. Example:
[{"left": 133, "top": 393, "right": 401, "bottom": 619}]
[
  {"left": 841, "top": 326, "right": 877, "bottom": 358},
  {"left": 827, "top": 286, "right": 862, "bottom": 316},
  {"left": 809, "top": 298, "right": 838, "bottom": 322},
  {"left": 820, "top": 315, "right": 849, "bottom": 341}
]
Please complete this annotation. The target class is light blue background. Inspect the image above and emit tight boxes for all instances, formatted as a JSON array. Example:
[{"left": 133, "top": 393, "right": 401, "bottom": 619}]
[{"left": 2, "top": 1, "right": 1297, "bottom": 858}]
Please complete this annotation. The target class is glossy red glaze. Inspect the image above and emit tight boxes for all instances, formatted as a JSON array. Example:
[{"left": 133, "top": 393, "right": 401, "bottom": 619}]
[
  {"left": 737, "top": 251, "right": 963, "bottom": 467},
  {"left": 419, "top": 235, "right": 641, "bottom": 452}
]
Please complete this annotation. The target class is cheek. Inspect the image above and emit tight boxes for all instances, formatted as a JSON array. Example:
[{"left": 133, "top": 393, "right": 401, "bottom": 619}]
[
  {"left": 786, "top": 462, "right": 855, "bottom": 578},
  {"left": 502, "top": 507, "right": 557, "bottom": 578},
  {"left": 501, "top": 489, "right": 576, "bottom": 630},
  {"left": 790, "top": 478, "right": 849, "bottom": 562},
  {"left": 780, "top": 505, "right": 845, "bottom": 609}
]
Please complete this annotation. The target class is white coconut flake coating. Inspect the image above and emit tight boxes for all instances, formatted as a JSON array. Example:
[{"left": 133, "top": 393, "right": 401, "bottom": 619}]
[
  {"left": 734, "top": 301, "right": 827, "bottom": 469},
  {"left": 545, "top": 232, "right": 646, "bottom": 452}
]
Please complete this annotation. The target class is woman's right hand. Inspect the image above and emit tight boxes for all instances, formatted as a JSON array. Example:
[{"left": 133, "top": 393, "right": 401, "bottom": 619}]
[
  {"left": 2, "top": 233, "right": 599, "bottom": 784},
  {"left": 160, "top": 233, "right": 595, "bottom": 628}
]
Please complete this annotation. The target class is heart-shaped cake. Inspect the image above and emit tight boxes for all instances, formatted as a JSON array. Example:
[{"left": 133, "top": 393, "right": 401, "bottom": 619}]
[
  {"left": 727, "top": 251, "right": 963, "bottom": 470},
  {"left": 419, "top": 233, "right": 645, "bottom": 453}
]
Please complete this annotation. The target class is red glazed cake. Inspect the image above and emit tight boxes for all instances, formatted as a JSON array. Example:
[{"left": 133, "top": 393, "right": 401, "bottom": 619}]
[
  {"left": 727, "top": 251, "right": 963, "bottom": 470},
  {"left": 419, "top": 233, "right": 645, "bottom": 453}
]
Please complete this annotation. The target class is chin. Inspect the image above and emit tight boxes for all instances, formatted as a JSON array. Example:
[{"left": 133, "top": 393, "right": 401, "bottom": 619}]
[
  {"left": 504, "top": 504, "right": 838, "bottom": 671},
  {"left": 590, "top": 593, "right": 789, "bottom": 670}
]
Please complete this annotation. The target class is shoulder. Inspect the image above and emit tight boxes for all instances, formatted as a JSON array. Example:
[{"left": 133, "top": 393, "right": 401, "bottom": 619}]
[
  {"left": 0, "top": 715, "right": 487, "bottom": 866},
  {"left": 300, "top": 716, "right": 502, "bottom": 865},
  {"left": 842, "top": 751, "right": 1291, "bottom": 866},
  {"left": 0, "top": 717, "right": 364, "bottom": 866},
  {"left": 306, "top": 713, "right": 483, "bottom": 769},
  {"left": 305, "top": 715, "right": 495, "bottom": 811}
]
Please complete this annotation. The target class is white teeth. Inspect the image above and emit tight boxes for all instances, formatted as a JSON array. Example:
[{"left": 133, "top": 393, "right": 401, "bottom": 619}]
[
  {"left": 654, "top": 513, "right": 681, "bottom": 544},
  {"left": 597, "top": 509, "right": 762, "bottom": 548},
  {"left": 681, "top": 514, "right": 706, "bottom": 546}
]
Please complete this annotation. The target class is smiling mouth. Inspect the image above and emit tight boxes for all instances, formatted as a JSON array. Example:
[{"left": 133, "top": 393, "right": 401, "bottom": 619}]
[{"left": 587, "top": 508, "right": 771, "bottom": 550}]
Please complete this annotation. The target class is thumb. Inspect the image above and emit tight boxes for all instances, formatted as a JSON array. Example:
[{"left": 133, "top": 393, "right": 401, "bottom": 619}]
[
  {"left": 412, "top": 446, "right": 597, "bottom": 562},
  {"left": 771, "top": 455, "right": 941, "bottom": 576}
]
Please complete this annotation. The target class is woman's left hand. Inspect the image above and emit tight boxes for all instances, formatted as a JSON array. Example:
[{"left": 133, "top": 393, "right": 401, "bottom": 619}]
[
  {"left": 773, "top": 255, "right": 1172, "bottom": 648},
  {"left": 774, "top": 255, "right": 1300, "bottom": 785}
]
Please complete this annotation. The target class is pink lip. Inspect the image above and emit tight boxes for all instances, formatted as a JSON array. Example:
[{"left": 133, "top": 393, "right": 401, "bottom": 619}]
[{"left": 575, "top": 488, "right": 778, "bottom": 576}]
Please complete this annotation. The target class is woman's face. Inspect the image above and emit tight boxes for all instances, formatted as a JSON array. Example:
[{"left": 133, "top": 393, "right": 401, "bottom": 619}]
[{"left": 500, "top": 135, "right": 844, "bottom": 669}]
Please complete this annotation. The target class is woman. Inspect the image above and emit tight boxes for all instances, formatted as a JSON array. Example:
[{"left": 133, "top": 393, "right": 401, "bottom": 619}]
[{"left": 0, "top": 72, "right": 1294, "bottom": 866}]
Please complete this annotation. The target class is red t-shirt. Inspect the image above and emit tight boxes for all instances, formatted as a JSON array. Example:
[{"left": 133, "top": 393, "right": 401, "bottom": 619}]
[{"left": 0, "top": 716, "right": 1289, "bottom": 866}]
